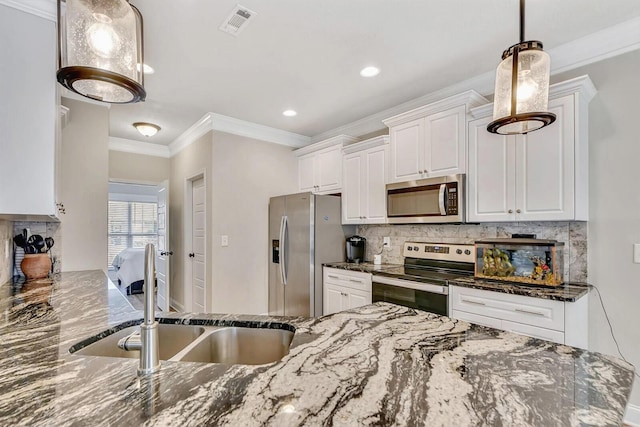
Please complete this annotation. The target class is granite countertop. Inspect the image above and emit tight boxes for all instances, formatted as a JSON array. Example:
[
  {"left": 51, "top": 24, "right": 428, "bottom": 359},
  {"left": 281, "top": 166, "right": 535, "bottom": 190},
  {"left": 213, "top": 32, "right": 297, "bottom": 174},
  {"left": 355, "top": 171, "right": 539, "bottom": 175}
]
[
  {"left": 324, "top": 262, "right": 589, "bottom": 302},
  {"left": 448, "top": 276, "right": 590, "bottom": 302},
  {"left": 0, "top": 271, "right": 634, "bottom": 426}
]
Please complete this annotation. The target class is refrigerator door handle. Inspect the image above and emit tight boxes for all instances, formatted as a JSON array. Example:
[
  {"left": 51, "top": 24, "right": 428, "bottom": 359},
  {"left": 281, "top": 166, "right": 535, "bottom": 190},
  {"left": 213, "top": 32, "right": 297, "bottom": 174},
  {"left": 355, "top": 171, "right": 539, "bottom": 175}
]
[{"left": 280, "top": 215, "right": 288, "bottom": 285}]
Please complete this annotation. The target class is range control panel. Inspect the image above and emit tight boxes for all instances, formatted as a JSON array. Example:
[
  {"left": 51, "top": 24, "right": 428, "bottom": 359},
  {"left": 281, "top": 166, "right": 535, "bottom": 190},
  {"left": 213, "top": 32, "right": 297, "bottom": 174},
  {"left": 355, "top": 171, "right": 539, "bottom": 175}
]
[{"left": 402, "top": 242, "right": 475, "bottom": 263}]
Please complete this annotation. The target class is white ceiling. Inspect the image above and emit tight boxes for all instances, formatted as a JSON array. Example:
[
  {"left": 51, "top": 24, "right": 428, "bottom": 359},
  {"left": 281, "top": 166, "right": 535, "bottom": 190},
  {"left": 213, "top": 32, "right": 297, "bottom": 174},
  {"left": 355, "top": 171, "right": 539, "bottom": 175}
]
[{"left": 108, "top": 0, "right": 640, "bottom": 146}]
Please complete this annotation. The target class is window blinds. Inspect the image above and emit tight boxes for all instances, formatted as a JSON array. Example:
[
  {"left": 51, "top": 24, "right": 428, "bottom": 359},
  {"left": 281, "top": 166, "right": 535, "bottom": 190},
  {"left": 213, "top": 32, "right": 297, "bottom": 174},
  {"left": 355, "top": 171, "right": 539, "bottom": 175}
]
[{"left": 108, "top": 201, "right": 158, "bottom": 266}]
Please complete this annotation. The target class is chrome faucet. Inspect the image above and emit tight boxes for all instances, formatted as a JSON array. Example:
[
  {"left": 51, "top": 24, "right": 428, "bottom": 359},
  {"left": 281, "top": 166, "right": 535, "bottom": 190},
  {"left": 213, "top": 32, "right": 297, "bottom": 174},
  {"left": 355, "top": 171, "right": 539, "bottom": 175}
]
[{"left": 117, "top": 243, "right": 160, "bottom": 375}]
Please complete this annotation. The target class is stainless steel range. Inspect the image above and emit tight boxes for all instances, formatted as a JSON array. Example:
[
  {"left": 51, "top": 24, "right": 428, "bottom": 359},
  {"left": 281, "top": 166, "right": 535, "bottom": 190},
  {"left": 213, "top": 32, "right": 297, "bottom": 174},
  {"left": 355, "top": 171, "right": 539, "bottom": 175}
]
[{"left": 372, "top": 242, "right": 475, "bottom": 315}]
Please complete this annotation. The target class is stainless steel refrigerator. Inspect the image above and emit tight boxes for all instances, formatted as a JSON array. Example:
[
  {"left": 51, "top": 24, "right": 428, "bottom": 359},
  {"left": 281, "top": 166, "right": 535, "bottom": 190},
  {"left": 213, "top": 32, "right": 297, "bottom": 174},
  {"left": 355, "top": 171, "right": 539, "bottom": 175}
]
[{"left": 269, "top": 193, "right": 355, "bottom": 317}]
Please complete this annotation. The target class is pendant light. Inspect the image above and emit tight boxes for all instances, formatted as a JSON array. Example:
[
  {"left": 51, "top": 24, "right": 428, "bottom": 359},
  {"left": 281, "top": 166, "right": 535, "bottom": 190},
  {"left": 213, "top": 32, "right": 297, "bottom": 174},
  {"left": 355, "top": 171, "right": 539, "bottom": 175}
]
[
  {"left": 487, "top": 0, "right": 555, "bottom": 135},
  {"left": 57, "top": 0, "right": 146, "bottom": 104}
]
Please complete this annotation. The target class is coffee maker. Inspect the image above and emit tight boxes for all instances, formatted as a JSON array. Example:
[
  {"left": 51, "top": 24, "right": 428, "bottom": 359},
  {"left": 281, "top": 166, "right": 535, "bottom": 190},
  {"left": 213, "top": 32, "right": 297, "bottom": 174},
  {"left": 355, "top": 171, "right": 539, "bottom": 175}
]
[{"left": 346, "top": 236, "right": 366, "bottom": 263}]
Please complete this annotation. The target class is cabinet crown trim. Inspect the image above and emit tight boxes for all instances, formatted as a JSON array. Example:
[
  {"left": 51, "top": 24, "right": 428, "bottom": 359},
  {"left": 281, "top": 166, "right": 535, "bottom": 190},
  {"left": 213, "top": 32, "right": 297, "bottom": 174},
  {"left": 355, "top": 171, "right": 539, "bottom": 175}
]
[
  {"left": 470, "top": 75, "right": 597, "bottom": 119},
  {"left": 382, "top": 90, "right": 488, "bottom": 127},
  {"left": 294, "top": 134, "right": 359, "bottom": 156},
  {"left": 343, "top": 135, "right": 389, "bottom": 154}
]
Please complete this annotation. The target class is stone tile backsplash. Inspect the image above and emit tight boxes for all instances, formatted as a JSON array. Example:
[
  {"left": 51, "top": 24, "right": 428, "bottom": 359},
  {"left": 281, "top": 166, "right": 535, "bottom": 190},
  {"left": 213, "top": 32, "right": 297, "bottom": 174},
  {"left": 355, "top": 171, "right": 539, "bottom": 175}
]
[
  {"left": 0, "top": 220, "right": 13, "bottom": 285},
  {"left": 357, "top": 221, "right": 587, "bottom": 282},
  {"left": 12, "top": 221, "right": 62, "bottom": 276}
]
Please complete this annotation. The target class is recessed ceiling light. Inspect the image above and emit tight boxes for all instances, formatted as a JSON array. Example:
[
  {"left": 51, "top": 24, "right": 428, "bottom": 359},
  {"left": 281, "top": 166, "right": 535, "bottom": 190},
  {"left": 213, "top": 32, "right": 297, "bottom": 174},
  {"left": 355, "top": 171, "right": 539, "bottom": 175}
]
[
  {"left": 133, "top": 122, "right": 161, "bottom": 137},
  {"left": 283, "top": 110, "right": 297, "bottom": 117},
  {"left": 360, "top": 66, "right": 380, "bottom": 77},
  {"left": 137, "top": 63, "right": 155, "bottom": 74}
]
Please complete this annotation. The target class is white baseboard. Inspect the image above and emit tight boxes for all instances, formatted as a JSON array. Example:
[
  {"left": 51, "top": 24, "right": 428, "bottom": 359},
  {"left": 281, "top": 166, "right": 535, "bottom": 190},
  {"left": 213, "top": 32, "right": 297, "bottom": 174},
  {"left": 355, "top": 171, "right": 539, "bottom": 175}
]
[
  {"left": 626, "top": 404, "right": 640, "bottom": 426},
  {"left": 170, "top": 298, "right": 184, "bottom": 312}
]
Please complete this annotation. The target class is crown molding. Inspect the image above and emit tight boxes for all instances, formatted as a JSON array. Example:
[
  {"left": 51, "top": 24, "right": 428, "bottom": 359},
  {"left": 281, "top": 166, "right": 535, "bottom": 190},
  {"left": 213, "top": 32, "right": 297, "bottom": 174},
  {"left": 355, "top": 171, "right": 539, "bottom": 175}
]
[
  {"left": 209, "top": 113, "right": 310, "bottom": 148},
  {"left": 469, "top": 75, "right": 597, "bottom": 119},
  {"left": 343, "top": 135, "right": 389, "bottom": 154},
  {"left": 109, "top": 136, "right": 171, "bottom": 158},
  {"left": 382, "top": 90, "right": 489, "bottom": 128},
  {"left": 294, "top": 134, "right": 359, "bottom": 157},
  {"left": 169, "top": 112, "right": 311, "bottom": 157},
  {"left": 311, "top": 16, "right": 640, "bottom": 142},
  {"left": 0, "top": 0, "right": 56, "bottom": 21},
  {"left": 168, "top": 114, "right": 213, "bottom": 157},
  {"left": 59, "top": 105, "right": 70, "bottom": 129}
]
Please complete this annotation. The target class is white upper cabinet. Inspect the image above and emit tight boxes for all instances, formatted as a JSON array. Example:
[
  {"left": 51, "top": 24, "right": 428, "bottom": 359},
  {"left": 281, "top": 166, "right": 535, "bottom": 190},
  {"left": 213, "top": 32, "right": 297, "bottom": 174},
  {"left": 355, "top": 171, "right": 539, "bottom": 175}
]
[
  {"left": 467, "top": 76, "right": 596, "bottom": 222},
  {"left": 341, "top": 136, "right": 389, "bottom": 225},
  {"left": 0, "top": 6, "right": 59, "bottom": 219},
  {"left": 384, "top": 91, "right": 488, "bottom": 184},
  {"left": 295, "top": 135, "right": 359, "bottom": 194}
]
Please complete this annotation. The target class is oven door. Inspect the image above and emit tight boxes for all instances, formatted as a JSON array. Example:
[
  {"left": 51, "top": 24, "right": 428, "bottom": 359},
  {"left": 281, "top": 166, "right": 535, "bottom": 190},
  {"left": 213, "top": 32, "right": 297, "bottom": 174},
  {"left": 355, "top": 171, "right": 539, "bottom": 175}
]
[{"left": 372, "top": 276, "right": 448, "bottom": 316}]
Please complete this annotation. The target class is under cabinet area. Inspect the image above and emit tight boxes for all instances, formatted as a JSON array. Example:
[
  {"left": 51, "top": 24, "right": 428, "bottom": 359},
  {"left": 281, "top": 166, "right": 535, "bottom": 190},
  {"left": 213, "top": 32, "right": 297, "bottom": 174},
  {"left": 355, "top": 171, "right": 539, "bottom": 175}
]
[
  {"left": 449, "top": 285, "right": 588, "bottom": 348},
  {"left": 323, "top": 267, "right": 372, "bottom": 315},
  {"left": 0, "top": 6, "right": 59, "bottom": 218},
  {"left": 342, "top": 136, "right": 388, "bottom": 224},
  {"left": 467, "top": 77, "right": 595, "bottom": 222},
  {"left": 295, "top": 135, "right": 359, "bottom": 194},
  {"left": 383, "top": 91, "right": 487, "bottom": 184}
]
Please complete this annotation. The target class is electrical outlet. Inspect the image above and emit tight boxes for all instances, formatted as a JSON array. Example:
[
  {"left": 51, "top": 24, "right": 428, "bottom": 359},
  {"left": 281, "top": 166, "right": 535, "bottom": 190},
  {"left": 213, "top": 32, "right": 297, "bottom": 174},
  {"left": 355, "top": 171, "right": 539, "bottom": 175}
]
[
  {"left": 634, "top": 243, "right": 640, "bottom": 264},
  {"left": 383, "top": 237, "right": 391, "bottom": 246},
  {"left": 221, "top": 235, "right": 229, "bottom": 247}
]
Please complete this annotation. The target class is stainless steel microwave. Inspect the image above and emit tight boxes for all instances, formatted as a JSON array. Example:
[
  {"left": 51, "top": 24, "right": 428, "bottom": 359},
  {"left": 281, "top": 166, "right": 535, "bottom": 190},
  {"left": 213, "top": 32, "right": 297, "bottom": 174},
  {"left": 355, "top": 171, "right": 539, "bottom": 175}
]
[{"left": 386, "top": 174, "right": 465, "bottom": 224}]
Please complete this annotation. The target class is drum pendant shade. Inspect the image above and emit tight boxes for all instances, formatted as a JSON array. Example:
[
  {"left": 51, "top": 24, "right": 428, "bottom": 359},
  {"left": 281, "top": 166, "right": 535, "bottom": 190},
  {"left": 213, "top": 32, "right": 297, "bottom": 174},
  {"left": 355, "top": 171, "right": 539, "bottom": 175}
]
[{"left": 57, "top": 0, "right": 146, "bottom": 104}]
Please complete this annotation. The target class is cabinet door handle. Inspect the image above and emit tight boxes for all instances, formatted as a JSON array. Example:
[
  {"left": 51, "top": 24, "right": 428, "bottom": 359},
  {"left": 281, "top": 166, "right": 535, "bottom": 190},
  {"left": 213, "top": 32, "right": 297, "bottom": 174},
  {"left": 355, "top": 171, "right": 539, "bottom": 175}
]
[
  {"left": 349, "top": 279, "right": 363, "bottom": 284},
  {"left": 516, "top": 209, "right": 522, "bottom": 214},
  {"left": 514, "top": 308, "right": 545, "bottom": 317},
  {"left": 508, "top": 209, "right": 513, "bottom": 214},
  {"left": 328, "top": 275, "right": 339, "bottom": 279},
  {"left": 341, "top": 292, "right": 348, "bottom": 297},
  {"left": 418, "top": 170, "right": 424, "bottom": 174},
  {"left": 461, "top": 298, "right": 486, "bottom": 306}
]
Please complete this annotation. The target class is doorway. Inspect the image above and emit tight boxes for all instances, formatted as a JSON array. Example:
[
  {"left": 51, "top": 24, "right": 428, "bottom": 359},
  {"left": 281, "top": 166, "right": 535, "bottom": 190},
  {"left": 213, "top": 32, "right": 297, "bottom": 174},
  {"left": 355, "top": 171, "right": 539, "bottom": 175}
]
[{"left": 185, "top": 173, "right": 207, "bottom": 312}]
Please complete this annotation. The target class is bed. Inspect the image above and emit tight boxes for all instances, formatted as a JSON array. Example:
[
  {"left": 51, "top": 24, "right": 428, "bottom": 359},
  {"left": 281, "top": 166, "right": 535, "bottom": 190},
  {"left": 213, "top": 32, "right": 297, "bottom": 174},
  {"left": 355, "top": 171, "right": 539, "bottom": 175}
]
[{"left": 112, "top": 248, "right": 146, "bottom": 294}]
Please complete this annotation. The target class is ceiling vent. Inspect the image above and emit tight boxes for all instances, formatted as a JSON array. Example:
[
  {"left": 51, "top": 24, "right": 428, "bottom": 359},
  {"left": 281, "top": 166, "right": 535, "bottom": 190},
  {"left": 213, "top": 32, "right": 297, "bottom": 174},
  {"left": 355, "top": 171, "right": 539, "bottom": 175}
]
[{"left": 219, "top": 5, "right": 257, "bottom": 36}]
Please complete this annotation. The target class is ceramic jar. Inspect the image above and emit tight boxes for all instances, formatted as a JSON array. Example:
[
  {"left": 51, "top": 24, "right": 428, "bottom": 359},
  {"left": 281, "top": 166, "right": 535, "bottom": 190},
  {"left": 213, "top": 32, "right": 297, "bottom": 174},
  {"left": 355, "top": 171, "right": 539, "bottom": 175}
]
[{"left": 21, "top": 254, "right": 52, "bottom": 280}]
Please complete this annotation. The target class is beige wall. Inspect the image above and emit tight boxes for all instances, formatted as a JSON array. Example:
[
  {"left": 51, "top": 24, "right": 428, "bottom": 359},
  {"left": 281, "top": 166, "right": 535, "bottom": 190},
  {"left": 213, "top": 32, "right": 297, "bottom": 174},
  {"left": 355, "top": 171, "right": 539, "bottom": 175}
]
[
  {"left": 60, "top": 98, "right": 109, "bottom": 272},
  {"left": 169, "top": 131, "right": 213, "bottom": 310},
  {"left": 0, "top": 220, "right": 13, "bottom": 284},
  {"left": 109, "top": 150, "right": 170, "bottom": 184},
  {"left": 553, "top": 51, "right": 640, "bottom": 410},
  {"left": 210, "top": 132, "right": 298, "bottom": 314}
]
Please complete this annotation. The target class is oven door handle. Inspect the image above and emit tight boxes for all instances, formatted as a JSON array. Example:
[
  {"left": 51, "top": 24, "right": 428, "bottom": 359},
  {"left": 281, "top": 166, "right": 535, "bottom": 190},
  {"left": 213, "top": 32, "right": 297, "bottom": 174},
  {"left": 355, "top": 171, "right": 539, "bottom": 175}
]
[
  {"left": 438, "top": 184, "right": 447, "bottom": 216},
  {"left": 372, "top": 275, "right": 448, "bottom": 295}
]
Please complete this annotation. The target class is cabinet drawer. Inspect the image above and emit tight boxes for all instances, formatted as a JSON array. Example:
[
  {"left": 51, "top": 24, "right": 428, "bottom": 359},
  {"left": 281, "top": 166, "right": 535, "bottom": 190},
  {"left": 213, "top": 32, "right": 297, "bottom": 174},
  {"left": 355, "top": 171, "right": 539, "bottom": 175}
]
[
  {"left": 324, "top": 268, "right": 372, "bottom": 292},
  {"left": 450, "top": 309, "right": 502, "bottom": 329},
  {"left": 450, "top": 286, "right": 564, "bottom": 332},
  {"left": 502, "top": 320, "right": 564, "bottom": 345}
]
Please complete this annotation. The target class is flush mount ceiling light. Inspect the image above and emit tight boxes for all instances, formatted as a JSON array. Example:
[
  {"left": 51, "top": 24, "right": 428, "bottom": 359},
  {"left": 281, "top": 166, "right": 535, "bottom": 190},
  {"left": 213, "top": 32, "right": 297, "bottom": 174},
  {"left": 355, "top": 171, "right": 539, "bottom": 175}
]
[
  {"left": 282, "top": 110, "right": 297, "bottom": 117},
  {"left": 133, "top": 122, "right": 160, "bottom": 137},
  {"left": 360, "top": 66, "right": 380, "bottom": 77},
  {"left": 57, "top": 0, "right": 146, "bottom": 104},
  {"left": 487, "top": 0, "right": 555, "bottom": 135}
]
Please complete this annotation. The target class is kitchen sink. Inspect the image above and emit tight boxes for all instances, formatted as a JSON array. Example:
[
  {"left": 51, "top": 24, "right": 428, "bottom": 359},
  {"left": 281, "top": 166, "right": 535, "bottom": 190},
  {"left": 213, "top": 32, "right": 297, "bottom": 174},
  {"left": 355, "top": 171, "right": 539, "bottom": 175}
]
[
  {"left": 176, "top": 327, "right": 294, "bottom": 365},
  {"left": 71, "top": 323, "right": 295, "bottom": 365},
  {"left": 72, "top": 324, "right": 206, "bottom": 360}
]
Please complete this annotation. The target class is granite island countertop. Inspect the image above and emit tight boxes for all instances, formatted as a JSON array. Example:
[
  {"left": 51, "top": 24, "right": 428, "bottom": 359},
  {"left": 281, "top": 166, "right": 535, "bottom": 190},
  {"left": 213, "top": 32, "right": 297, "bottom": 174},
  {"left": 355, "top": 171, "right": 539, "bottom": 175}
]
[
  {"left": 0, "top": 271, "right": 634, "bottom": 426},
  {"left": 325, "top": 262, "right": 589, "bottom": 302}
]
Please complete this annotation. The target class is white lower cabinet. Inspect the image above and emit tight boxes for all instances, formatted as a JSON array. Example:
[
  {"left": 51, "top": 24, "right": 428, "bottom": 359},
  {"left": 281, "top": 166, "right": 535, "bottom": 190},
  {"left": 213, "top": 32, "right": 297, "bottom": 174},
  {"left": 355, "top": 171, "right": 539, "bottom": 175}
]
[
  {"left": 449, "top": 285, "right": 588, "bottom": 348},
  {"left": 323, "top": 267, "right": 372, "bottom": 315}
]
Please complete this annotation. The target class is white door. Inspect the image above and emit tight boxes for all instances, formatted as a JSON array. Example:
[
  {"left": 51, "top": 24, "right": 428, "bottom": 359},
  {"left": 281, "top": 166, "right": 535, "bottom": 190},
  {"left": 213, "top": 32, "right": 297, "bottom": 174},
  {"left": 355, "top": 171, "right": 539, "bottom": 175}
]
[
  {"left": 298, "top": 153, "right": 316, "bottom": 192},
  {"left": 467, "top": 116, "right": 516, "bottom": 222},
  {"left": 191, "top": 178, "right": 206, "bottom": 312},
  {"left": 342, "top": 152, "right": 363, "bottom": 224},
  {"left": 389, "top": 118, "right": 424, "bottom": 183},
  {"left": 364, "top": 145, "right": 387, "bottom": 223},
  {"left": 516, "top": 95, "right": 575, "bottom": 221},
  {"left": 424, "top": 105, "right": 466, "bottom": 177},
  {"left": 317, "top": 145, "right": 342, "bottom": 192},
  {"left": 156, "top": 180, "right": 170, "bottom": 312}
]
